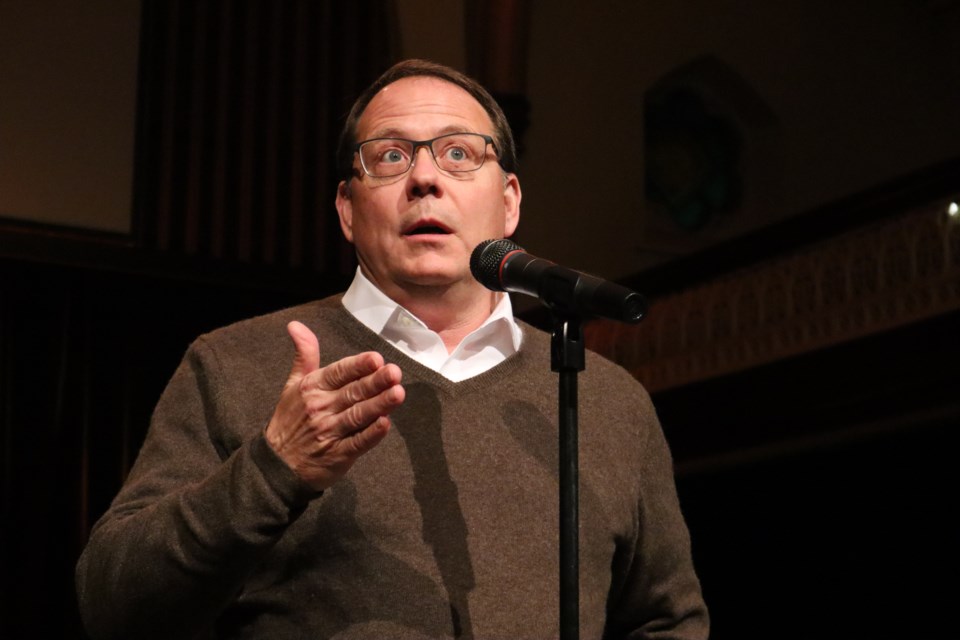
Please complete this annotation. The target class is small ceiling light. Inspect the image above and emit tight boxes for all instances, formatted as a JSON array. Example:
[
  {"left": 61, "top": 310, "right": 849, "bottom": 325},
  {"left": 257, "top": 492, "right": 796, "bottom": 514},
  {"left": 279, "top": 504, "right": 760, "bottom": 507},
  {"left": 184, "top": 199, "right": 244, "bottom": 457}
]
[{"left": 949, "top": 202, "right": 959, "bottom": 217}]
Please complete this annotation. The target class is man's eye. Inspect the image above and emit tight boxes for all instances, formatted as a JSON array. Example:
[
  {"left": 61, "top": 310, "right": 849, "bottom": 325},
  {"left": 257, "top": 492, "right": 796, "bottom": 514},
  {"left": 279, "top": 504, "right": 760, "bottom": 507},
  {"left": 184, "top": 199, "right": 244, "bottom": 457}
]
[
  {"left": 445, "top": 147, "right": 467, "bottom": 161},
  {"left": 382, "top": 149, "right": 406, "bottom": 164},
  {"left": 438, "top": 144, "right": 474, "bottom": 164}
]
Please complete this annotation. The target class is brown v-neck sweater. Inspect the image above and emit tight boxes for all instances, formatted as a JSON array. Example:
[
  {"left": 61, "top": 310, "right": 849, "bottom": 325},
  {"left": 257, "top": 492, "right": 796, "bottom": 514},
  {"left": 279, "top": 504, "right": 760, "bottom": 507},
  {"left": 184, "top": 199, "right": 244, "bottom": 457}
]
[{"left": 76, "top": 296, "right": 708, "bottom": 639}]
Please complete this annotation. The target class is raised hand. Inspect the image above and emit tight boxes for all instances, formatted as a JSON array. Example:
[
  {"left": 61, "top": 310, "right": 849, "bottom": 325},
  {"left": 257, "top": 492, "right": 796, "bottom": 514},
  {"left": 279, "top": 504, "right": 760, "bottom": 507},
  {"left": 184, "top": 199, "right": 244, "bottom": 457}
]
[{"left": 264, "top": 320, "right": 405, "bottom": 491}]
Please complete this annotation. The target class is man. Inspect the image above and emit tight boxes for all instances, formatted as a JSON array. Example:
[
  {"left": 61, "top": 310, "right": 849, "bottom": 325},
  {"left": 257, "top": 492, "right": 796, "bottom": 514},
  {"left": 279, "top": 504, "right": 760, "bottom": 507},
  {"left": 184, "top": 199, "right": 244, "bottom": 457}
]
[{"left": 76, "top": 59, "right": 709, "bottom": 639}]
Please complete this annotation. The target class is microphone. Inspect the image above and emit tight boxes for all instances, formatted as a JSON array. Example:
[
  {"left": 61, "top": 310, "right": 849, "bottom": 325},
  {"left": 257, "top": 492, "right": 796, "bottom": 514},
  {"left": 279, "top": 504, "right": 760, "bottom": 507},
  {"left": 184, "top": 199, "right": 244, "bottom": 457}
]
[{"left": 470, "top": 238, "right": 647, "bottom": 324}]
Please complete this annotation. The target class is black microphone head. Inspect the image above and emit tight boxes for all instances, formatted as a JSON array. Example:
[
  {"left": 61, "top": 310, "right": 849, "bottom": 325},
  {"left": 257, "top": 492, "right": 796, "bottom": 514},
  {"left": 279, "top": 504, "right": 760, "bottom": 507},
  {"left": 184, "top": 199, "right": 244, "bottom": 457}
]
[{"left": 470, "top": 238, "right": 523, "bottom": 292}]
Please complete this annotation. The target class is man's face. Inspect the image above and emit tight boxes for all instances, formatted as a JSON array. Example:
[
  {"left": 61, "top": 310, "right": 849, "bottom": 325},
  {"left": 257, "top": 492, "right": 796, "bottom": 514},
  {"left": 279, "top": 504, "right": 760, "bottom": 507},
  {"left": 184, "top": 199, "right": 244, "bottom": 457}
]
[{"left": 336, "top": 76, "right": 521, "bottom": 298}]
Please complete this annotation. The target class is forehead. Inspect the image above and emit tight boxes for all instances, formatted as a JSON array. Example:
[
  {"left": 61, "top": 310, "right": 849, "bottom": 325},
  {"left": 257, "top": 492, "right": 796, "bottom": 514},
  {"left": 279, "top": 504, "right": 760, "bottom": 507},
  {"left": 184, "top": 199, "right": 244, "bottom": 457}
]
[{"left": 357, "top": 76, "right": 494, "bottom": 140}]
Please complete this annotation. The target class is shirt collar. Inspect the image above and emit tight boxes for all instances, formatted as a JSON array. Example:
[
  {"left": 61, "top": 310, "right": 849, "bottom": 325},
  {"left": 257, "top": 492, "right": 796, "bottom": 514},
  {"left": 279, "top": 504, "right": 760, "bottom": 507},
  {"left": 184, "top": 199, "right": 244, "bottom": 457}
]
[{"left": 341, "top": 267, "right": 523, "bottom": 355}]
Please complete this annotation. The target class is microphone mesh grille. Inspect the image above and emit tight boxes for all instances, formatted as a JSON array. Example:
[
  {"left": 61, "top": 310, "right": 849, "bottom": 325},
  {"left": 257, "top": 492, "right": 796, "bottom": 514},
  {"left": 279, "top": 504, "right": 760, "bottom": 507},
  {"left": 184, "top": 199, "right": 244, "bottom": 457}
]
[{"left": 470, "top": 238, "right": 523, "bottom": 291}]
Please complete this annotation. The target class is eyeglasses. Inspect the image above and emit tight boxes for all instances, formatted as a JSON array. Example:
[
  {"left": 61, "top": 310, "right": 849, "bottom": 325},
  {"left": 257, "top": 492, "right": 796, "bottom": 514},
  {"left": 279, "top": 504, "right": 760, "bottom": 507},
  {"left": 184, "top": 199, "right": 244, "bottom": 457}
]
[{"left": 355, "top": 132, "right": 497, "bottom": 178}]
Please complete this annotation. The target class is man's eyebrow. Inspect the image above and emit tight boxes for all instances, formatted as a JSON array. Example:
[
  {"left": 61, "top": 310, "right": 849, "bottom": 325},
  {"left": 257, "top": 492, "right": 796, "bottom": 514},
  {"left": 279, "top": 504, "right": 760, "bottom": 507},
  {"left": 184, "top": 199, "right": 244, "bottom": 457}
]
[
  {"left": 364, "top": 125, "right": 474, "bottom": 140},
  {"left": 365, "top": 127, "right": 405, "bottom": 139}
]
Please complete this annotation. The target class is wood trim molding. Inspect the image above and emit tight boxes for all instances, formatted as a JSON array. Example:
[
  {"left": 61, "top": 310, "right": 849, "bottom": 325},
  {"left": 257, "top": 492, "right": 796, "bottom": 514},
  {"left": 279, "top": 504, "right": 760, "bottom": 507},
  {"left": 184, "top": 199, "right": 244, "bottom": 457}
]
[{"left": 585, "top": 195, "right": 960, "bottom": 392}]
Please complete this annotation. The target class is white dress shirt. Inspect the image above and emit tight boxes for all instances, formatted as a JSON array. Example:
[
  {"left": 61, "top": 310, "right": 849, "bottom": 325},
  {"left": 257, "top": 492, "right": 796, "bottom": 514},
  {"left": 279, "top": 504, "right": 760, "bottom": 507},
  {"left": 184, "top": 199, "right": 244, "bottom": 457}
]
[{"left": 341, "top": 268, "right": 523, "bottom": 382}]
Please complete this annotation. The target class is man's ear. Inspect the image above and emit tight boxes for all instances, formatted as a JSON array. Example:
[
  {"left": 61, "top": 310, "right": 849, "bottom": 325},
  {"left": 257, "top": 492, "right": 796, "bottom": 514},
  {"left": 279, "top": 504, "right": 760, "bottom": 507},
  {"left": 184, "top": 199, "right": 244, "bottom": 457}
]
[
  {"left": 502, "top": 173, "right": 522, "bottom": 237},
  {"left": 335, "top": 180, "right": 354, "bottom": 243}
]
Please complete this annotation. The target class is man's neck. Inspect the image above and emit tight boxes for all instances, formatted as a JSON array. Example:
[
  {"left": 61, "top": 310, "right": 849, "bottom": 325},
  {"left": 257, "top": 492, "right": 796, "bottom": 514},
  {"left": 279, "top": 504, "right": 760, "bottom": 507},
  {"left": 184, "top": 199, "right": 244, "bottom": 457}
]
[{"left": 381, "top": 280, "right": 499, "bottom": 353}]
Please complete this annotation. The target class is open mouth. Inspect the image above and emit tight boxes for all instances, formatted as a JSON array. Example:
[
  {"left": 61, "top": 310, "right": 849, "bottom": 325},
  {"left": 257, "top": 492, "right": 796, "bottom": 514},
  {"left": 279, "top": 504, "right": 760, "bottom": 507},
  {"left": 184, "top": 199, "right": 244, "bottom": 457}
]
[{"left": 403, "top": 221, "right": 451, "bottom": 236}]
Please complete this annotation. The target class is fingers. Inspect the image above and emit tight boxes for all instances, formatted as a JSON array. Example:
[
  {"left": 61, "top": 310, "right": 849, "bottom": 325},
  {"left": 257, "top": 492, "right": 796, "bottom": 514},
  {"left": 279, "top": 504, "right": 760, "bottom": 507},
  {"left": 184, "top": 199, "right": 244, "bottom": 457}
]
[
  {"left": 326, "top": 362, "right": 403, "bottom": 413},
  {"left": 317, "top": 350, "right": 385, "bottom": 390},
  {"left": 347, "top": 416, "right": 393, "bottom": 456},
  {"left": 285, "top": 321, "right": 402, "bottom": 414},
  {"left": 335, "top": 373, "right": 405, "bottom": 433},
  {"left": 268, "top": 321, "right": 405, "bottom": 491},
  {"left": 307, "top": 363, "right": 404, "bottom": 441},
  {"left": 293, "top": 346, "right": 404, "bottom": 435}
]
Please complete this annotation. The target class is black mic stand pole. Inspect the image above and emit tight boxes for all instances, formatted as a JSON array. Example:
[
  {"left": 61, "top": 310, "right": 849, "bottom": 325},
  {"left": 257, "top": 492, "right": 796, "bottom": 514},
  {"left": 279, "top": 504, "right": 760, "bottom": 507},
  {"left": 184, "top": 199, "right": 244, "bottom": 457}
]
[{"left": 551, "top": 313, "right": 585, "bottom": 640}]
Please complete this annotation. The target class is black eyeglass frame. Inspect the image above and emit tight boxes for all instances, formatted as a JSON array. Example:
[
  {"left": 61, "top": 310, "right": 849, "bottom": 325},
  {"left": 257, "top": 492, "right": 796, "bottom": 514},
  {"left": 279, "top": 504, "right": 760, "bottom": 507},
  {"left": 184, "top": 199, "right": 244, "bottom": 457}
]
[{"left": 353, "top": 132, "right": 498, "bottom": 178}]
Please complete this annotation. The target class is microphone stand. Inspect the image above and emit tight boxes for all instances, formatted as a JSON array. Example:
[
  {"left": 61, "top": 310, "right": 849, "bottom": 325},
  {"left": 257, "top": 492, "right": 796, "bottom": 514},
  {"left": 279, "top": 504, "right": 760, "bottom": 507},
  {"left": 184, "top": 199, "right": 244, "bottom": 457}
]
[
  {"left": 551, "top": 313, "right": 585, "bottom": 640},
  {"left": 471, "top": 239, "right": 647, "bottom": 638}
]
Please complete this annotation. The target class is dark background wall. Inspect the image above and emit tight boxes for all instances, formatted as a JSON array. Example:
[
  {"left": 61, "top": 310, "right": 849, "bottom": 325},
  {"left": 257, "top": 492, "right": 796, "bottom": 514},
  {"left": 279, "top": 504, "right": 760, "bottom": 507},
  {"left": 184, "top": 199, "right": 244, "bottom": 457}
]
[{"left": 1, "top": 1, "right": 958, "bottom": 639}]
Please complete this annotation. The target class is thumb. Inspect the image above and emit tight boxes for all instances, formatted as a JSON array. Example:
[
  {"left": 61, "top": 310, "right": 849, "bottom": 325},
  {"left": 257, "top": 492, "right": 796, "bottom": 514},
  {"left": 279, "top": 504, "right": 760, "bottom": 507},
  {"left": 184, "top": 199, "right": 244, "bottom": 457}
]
[{"left": 285, "top": 320, "right": 320, "bottom": 381}]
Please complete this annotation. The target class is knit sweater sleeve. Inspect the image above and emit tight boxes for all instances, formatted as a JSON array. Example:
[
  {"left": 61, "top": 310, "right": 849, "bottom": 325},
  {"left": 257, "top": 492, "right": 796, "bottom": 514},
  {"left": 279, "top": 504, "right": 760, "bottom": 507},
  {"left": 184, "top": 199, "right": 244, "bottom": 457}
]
[
  {"left": 597, "top": 369, "right": 710, "bottom": 640},
  {"left": 75, "top": 335, "right": 319, "bottom": 640}
]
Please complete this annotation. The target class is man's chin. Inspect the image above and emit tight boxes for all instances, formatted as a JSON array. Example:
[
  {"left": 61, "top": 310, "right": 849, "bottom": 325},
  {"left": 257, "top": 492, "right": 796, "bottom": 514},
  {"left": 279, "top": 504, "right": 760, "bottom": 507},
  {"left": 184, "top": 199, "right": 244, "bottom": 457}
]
[
  {"left": 403, "top": 274, "right": 459, "bottom": 288},
  {"left": 398, "top": 267, "right": 471, "bottom": 290}
]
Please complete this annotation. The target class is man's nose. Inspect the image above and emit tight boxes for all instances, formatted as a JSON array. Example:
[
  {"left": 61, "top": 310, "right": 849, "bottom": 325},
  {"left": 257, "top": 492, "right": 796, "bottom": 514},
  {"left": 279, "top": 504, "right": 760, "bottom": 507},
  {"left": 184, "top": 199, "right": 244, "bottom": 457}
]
[
  {"left": 410, "top": 144, "right": 437, "bottom": 172},
  {"left": 407, "top": 145, "right": 441, "bottom": 195}
]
